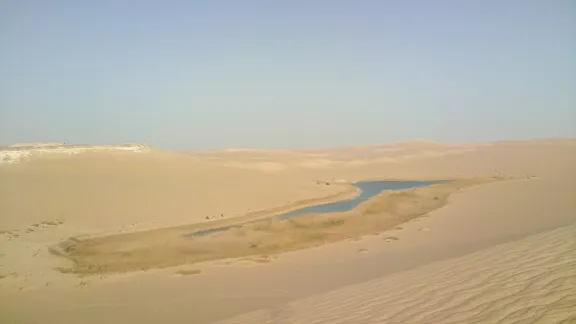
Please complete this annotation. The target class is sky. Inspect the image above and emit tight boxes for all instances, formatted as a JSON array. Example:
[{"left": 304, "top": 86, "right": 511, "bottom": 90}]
[{"left": 1, "top": 1, "right": 574, "bottom": 150}]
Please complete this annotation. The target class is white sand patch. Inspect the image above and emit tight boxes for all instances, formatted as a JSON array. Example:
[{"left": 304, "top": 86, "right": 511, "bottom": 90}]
[{"left": 0, "top": 144, "right": 150, "bottom": 165}]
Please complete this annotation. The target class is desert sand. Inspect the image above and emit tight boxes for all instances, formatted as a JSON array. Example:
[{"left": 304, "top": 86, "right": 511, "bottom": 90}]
[
  {"left": 1, "top": 139, "right": 575, "bottom": 323},
  {"left": 216, "top": 223, "right": 576, "bottom": 324}
]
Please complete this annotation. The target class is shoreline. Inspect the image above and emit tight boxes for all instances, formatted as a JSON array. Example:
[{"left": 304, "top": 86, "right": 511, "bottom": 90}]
[
  {"left": 52, "top": 177, "right": 501, "bottom": 274},
  {"left": 71, "top": 177, "right": 462, "bottom": 240},
  {"left": 69, "top": 181, "right": 363, "bottom": 240}
]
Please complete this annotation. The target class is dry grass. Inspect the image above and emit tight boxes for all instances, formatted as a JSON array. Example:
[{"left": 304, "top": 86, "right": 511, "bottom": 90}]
[{"left": 50, "top": 178, "right": 501, "bottom": 275}]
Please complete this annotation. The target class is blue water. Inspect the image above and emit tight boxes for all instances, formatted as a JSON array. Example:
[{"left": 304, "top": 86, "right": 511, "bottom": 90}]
[
  {"left": 187, "top": 180, "right": 447, "bottom": 237},
  {"left": 278, "top": 180, "right": 447, "bottom": 220}
]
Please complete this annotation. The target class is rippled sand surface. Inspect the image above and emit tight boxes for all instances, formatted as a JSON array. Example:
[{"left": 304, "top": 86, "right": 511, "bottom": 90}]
[{"left": 217, "top": 224, "right": 576, "bottom": 324}]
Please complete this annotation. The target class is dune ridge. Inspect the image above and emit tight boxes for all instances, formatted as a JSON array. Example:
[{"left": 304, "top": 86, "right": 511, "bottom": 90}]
[{"left": 216, "top": 224, "right": 576, "bottom": 324}]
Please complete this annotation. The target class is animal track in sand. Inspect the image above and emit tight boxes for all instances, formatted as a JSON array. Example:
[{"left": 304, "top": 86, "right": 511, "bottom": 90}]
[{"left": 2, "top": 219, "right": 65, "bottom": 239}]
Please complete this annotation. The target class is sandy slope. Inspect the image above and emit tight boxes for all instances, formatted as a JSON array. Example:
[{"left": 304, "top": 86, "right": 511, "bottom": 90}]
[
  {"left": 0, "top": 150, "right": 347, "bottom": 234},
  {"left": 1, "top": 139, "right": 575, "bottom": 324},
  {"left": 216, "top": 224, "right": 576, "bottom": 324}
]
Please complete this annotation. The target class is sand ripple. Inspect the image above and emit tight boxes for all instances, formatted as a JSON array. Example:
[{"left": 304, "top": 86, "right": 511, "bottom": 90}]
[{"left": 216, "top": 224, "right": 576, "bottom": 324}]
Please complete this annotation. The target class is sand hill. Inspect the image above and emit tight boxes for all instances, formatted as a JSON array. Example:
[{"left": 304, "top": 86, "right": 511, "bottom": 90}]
[{"left": 1, "top": 139, "right": 575, "bottom": 323}]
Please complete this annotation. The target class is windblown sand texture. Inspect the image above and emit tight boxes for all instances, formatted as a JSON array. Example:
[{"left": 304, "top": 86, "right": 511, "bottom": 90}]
[
  {"left": 1, "top": 139, "right": 575, "bottom": 324},
  {"left": 216, "top": 224, "right": 576, "bottom": 324}
]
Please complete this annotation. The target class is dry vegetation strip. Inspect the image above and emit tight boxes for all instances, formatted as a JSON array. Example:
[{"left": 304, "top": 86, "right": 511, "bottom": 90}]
[{"left": 51, "top": 177, "right": 504, "bottom": 275}]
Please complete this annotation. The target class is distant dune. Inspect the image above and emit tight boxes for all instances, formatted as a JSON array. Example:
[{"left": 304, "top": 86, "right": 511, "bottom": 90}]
[
  {"left": 0, "top": 143, "right": 150, "bottom": 164},
  {"left": 1, "top": 139, "right": 575, "bottom": 324}
]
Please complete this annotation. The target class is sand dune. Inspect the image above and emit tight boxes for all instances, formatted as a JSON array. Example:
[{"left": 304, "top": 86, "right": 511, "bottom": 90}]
[
  {"left": 1, "top": 139, "right": 575, "bottom": 324},
  {"left": 0, "top": 150, "right": 347, "bottom": 234},
  {"left": 216, "top": 224, "right": 576, "bottom": 324}
]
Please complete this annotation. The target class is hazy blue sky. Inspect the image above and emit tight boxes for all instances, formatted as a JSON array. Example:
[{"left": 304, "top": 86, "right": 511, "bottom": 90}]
[{"left": 1, "top": 1, "right": 574, "bottom": 150}]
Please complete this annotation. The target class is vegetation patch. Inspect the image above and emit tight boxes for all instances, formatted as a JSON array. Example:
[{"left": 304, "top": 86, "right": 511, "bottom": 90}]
[{"left": 50, "top": 177, "right": 503, "bottom": 275}]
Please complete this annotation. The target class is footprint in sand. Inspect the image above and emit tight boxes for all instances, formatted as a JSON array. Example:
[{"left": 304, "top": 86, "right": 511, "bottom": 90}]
[
  {"left": 383, "top": 236, "right": 400, "bottom": 243},
  {"left": 76, "top": 280, "right": 88, "bottom": 288},
  {"left": 37, "top": 220, "right": 65, "bottom": 228},
  {"left": 1, "top": 230, "right": 20, "bottom": 240},
  {"left": 23, "top": 220, "right": 66, "bottom": 235},
  {"left": 0, "top": 230, "right": 13, "bottom": 238}
]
